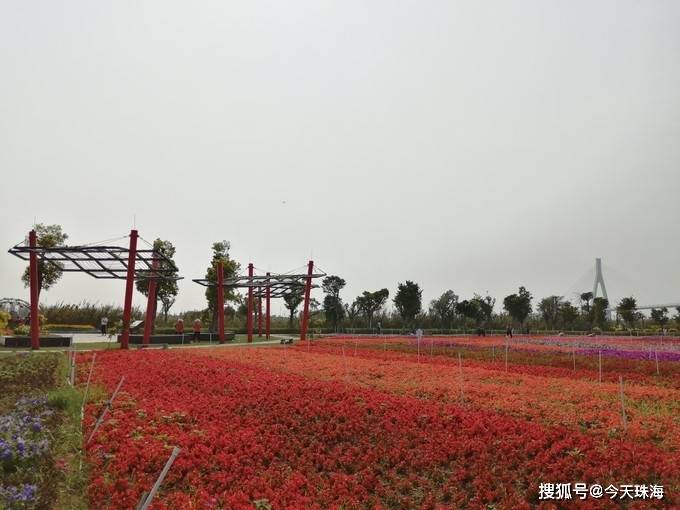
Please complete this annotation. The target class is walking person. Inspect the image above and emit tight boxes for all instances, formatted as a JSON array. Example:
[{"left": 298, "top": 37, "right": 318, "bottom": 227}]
[
  {"left": 505, "top": 325, "right": 513, "bottom": 339},
  {"left": 192, "top": 318, "right": 201, "bottom": 343},
  {"left": 175, "top": 318, "right": 184, "bottom": 339},
  {"left": 100, "top": 316, "right": 108, "bottom": 336}
]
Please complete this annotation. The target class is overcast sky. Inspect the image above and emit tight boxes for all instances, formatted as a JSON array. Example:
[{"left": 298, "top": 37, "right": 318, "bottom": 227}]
[{"left": 1, "top": 1, "right": 679, "bottom": 316}]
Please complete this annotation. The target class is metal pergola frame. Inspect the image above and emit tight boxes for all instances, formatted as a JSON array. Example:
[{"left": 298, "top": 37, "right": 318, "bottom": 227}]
[
  {"left": 7, "top": 229, "right": 180, "bottom": 350},
  {"left": 192, "top": 263, "right": 326, "bottom": 342},
  {"left": 8, "top": 245, "right": 178, "bottom": 280}
]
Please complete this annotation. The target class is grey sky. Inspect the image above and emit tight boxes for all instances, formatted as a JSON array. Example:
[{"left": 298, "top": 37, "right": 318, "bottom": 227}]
[{"left": 1, "top": 1, "right": 679, "bottom": 315}]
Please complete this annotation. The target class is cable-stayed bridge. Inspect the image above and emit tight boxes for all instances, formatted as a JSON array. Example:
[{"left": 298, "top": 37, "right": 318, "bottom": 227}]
[{"left": 568, "top": 258, "right": 680, "bottom": 312}]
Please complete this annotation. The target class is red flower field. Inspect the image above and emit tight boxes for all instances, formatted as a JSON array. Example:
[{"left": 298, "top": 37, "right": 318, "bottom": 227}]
[{"left": 80, "top": 337, "right": 679, "bottom": 509}]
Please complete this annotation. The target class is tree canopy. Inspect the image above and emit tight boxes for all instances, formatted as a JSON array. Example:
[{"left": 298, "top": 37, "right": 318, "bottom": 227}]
[
  {"left": 592, "top": 297, "right": 609, "bottom": 327},
  {"left": 538, "top": 296, "right": 564, "bottom": 329},
  {"left": 455, "top": 299, "right": 480, "bottom": 325},
  {"left": 429, "top": 290, "right": 458, "bottom": 327},
  {"left": 322, "top": 275, "right": 346, "bottom": 330},
  {"left": 616, "top": 297, "right": 638, "bottom": 328},
  {"left": 135, "top": 238, "right": 179, "bottom": 321},
  {"left": 354, "top": 289, "right": 389, "bottom": 328},
  {"left": 503, "top": 286, "right": 533, "bottom": 326},
  {"left": 204, "top": 241, "right": 241, "bottom": 327},
  {"left": 283, "top": 283, "right": 305, "bottom": 326},
  {"left": 650, "top": 307, "right": 669, "bottom": 327},
  {"left": 393, "top": 281, "right": 422, "bottom": 326},
  {"left": 471, "top": 294, "right": 495, "bottom": 325},
  {"left": 21, "top": 224, "right": 68, "bottom": 295}
]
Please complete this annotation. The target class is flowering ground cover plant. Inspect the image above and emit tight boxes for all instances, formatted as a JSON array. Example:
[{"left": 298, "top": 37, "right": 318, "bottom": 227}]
[
  {"left": 82, "top": 342, "right": 678, "bottom": 509},
  {"left": 0, "top": 353, "right": 87, "bottom": 510}
]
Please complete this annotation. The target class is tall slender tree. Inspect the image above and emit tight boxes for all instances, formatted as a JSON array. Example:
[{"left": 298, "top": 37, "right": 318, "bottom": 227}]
[
  {"left": 592, "top": 297, "right": 609, "bottom": 328},
  {"left": 204, "top": 241, "right": 241, "bottom": 331},
  {"left": 393, "top": 281, "right": 422, "bottom": 327},
  {"left": 283, "top": 283, "right": 305, "bottom": 327},
  {"left": 21, "top": 224, "right": 68, "bottom": 297},
  {"left": 322, "top": 276, "right": 346, "bottom": 331},
  {"left": 616, "top": 297, "right": 638, "bottom": 328},
  {"left": 136, "top": 238, "right": 179, "bottom": 322}
]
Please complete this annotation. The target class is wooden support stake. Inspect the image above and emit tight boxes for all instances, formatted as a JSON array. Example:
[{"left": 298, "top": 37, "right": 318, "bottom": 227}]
[
  {"left": 655, "top": 349, "right": 659, "bottom": 376},
  {"left": 138, "top": 446, "right": 181, "bottom": 510},
  {"left": 458, "top": 352, "right": 464, "bottom": 403},
  {"left": 505, "top": 344, "right": 508, "bottom": 372},
  {"left": 598, "top": 350, "right": 602, "bottom": 383},
  {"left": 619, "top": 376, "right": 627, "bottom": 432},
  {"left": 572, "top": 345, "right": 576, "bottom": 372},
  {"left": 342, "top": 344, "right": 348, "bottom": 382},
  {"left": 87, "top": 376, "right": 125, "bottom": 444},
  {"left": 81, "top": 353, "right": 97, "bottom": 419}
]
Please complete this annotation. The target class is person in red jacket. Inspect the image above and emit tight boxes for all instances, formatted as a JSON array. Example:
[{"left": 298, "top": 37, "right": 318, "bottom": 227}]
[{"left": 192, "top": 318, "right": 201, "bottom": 343}]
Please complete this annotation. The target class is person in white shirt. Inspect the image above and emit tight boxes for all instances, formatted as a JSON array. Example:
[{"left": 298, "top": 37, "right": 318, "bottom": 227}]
[{"left": 100, "top": 316, "right": 109, "bottom": 336}]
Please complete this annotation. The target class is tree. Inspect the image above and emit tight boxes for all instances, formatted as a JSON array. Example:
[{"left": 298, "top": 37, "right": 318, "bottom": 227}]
[
  {"left": 322, "top": 276, "right": 346, "bottom": 331},
  {"left": 135, "top": 239, "right": 179, "bottom": 323},
  {"left": 503, "top": 286, "right": 532, "bottom": 327},
  {"left": 204, "top": 241, "right": 241, "bottom": 330},
  {"left": 21, "top": 224, "right": 68, "bottom": 296},
  {"left": 592, "top": 297, "right": 609, "bottom": 328},
  {"left": 616, "top": 297, "right": 638, "bottom": 328},
  {"left": 344, "top": 301, "right": 360, "bottom": 326},
  {"left": 579, "top": 292, "right": 593, "bottom": 314},
  {"left": 471, "top": 294, "right": 495, "bottom": 325},
  {"left": 354, "top": 289, "right": 389, "bottom": 328},
  {"left": 538, "top": 296, "right": 564, "bottom": 329},
  {"left": 650, "top": 307, "right": 669, "bottom": 328},
  {"left": 429, "top": 290, "right": 458, "bottom": 328},
  {"left": 393, "top": 281, "right": 422, "bottom": 327},
  {"left": 456, "top": 299, "right": 480, "bottom": 326},
  {"left": 559, "top": 301, "right": 579, "bottom": 329},
  {"left": 283, "top": 284, "right": 305, "bottom": 327}
]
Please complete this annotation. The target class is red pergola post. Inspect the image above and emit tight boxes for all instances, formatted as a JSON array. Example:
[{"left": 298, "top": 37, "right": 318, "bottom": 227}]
[
  {"left": 120, "top": 229, "right": 138, "bottom": 349},
  {"left": 265, "top": 272, "right": 271, "bottom": 340},
  {"left": 257, "top": 292, "right": 263, "bottom": 337},
  {"left": 142, "top": 254, "right": 159, "bottom": 345},
  {"left": 28, "top": 230, "right": 40, "bottom": 350},
  {"left": 247, "top": 263, "right": 254, "bottom": 343},
  {"left": 217, "top": 261, "right": 225, "bottom": 343},
  {"left": 300, "top": 260, "right": 314, "bottom": 341}
]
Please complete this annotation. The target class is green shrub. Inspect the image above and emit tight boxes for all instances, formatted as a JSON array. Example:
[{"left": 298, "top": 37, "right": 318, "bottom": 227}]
[
  {"left": 13, "top": 324, "right": 30, "bottom": 336},
  {"left": 0, "top": 310, "right": 10, "bottom": 331},
  {"left": 44, "top": 324, "right": 96, "bottom": 332}
]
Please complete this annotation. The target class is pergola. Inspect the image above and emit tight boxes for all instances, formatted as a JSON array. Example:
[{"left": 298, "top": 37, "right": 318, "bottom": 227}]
[
  {"left": 193, "top": 261, "right": 325, "bottom": 343},
  {"left": 8, "top": 229, "right": 179, "bottom": 349}
]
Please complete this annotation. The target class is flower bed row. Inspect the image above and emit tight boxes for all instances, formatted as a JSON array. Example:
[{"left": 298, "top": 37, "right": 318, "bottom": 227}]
[{"left": 83, "top": 350, "right": 678, "bottom": 509}]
